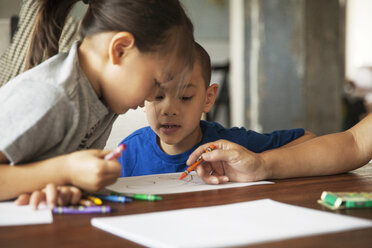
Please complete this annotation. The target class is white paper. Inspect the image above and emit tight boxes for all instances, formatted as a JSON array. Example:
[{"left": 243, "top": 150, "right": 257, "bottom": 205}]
[
  {"left": 106, "top": 172, "right": 273, "bottom": 195},
  {"left": 91, "top": 199, "right": 372, "bottom": 248},
  {"left": 0, "top": 202, "right": 53, "bottom": 226}
]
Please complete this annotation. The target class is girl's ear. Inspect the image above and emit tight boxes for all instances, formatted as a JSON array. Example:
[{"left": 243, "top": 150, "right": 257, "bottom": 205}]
[
  {"left": 203, "top": 83, "right": 219, "bottom": 113},
  {"left": 108, "top": 32, "right": 136, "bottom": 65}
]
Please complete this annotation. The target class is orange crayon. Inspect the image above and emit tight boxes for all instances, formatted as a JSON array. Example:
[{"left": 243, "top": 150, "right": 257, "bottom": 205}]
[{"left": 179, "top": 144, "right": 215, "bottom": 180}]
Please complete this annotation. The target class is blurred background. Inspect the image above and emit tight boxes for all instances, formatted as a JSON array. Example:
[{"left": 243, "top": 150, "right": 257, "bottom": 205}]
[{"left": 0, "top": 0, "right": 371, "bottom": 149}]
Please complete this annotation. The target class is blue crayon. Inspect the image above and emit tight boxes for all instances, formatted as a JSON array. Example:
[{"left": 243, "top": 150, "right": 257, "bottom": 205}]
[{"left": 98, "top": 195, "right": 133, "bottom": 203}]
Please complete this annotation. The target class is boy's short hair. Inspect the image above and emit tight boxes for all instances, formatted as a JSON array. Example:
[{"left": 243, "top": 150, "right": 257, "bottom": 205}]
[{"left": 194, "top": 42, "right": 211, "bottom": 88}]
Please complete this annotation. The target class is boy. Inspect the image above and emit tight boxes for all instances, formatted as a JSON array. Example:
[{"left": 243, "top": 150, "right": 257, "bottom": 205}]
[{"left": 118, "top": 43, "right": 314, "bottom": 177}]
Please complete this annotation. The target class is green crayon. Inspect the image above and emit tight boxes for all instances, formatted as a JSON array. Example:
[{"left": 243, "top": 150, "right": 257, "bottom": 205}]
[{"left": 111, "top": 192, "right": 162, "bottom": 201}]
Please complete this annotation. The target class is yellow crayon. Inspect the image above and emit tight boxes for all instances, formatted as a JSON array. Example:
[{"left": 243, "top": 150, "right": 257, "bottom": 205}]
[{"left": 87, "top": 196, "right": 102, "bottom": 205}]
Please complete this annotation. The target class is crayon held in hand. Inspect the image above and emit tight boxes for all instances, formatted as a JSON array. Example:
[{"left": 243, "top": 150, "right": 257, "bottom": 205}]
[
  {"left": 104, "top": 144, "right": 127, "bottom": 160},
  {"left": 179, "top": 144, "right": 216, "bottom": 180}
]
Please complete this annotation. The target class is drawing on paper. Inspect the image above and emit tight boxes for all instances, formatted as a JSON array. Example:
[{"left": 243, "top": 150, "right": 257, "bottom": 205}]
[{"left": 106, "top": 172, "right": 274, "bottom": 195}]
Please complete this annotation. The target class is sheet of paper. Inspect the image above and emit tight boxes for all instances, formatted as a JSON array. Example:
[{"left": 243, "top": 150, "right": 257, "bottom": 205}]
[
  {"left": 106, "top": 172, "right": 273, "bottom": 195},
  {"left": 91, "top": 199, "right": 372, "bottom": 248},
  {"left": 0, "top": 202, "right": 53, "bottom": 226}
]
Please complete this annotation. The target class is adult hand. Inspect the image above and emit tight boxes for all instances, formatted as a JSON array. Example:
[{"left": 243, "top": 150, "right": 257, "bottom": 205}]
[
  {"left": 15, "top": 183, "right": 82, "bottom": 210},
  {"left": 187, "top": 140, "right": 269, "bottom": 184}
]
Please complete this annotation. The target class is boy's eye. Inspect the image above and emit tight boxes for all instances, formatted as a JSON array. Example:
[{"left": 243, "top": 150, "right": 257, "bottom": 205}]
[{"left": 155, "top": 96, "right": 164, "bottom": 100}]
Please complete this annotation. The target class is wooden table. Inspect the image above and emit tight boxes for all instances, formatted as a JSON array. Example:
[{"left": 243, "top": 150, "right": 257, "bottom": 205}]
[{"left": 1, "top": 164, "right": 372, "bottom": 248}]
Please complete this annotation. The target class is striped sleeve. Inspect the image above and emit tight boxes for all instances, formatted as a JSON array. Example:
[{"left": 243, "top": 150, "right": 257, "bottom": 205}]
[{"left": 0, "top": 0, "right": 80, "bottom": 87}]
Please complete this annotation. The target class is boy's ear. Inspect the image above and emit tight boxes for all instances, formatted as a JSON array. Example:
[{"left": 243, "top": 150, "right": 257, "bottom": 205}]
[
  {"left": 108, "top": 32, "right": 135, "bottom": 65},
  {"left": 203, "top": 83, "right": 219, "bottom": 113}
]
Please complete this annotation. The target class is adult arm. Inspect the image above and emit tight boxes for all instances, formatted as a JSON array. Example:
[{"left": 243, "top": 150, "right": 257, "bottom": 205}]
[
  {"left": 264, "top": 114, "right": 372, "bottom": 179},
  {"left": 280, "top": 130, "right": 316, "bottom": 148},
  {"left": 188, "top": 114, "right": 372, "bottom": 184}
]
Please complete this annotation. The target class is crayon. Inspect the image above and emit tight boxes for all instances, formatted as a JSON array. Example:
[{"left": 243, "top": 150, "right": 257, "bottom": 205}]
[
  {"left": 179, "top": 144, "right": 216, "bottom": 180},
  {"left": 104, "top": 144, "right": 127, "bottom": 160},
  {"left": 53, "top": 206, "right": 111, "bottom": 214},
  {"left": 110, "top": 192, "right": 163, "bottom": 201},
  {"left": 87, "top": 195, "right": 103, "bottom": 205},
  {"left": 98, "top": 195, "right": 132, "bottom": 203},
  {"left": 79, "top": 199, "right": 94, "bottom": 207}
]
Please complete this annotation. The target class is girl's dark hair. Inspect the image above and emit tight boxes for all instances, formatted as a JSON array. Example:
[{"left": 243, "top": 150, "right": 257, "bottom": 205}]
[{"left": 25, "top": 0, "right": 195, "bottom": 72}]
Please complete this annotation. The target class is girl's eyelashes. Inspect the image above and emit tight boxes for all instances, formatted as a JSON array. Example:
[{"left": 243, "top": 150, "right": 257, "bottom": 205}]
[{"left": 154, "top": 94, "right": 193, "bottom": 101}]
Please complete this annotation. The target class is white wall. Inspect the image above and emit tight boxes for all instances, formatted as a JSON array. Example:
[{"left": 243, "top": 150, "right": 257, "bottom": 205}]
[
  {"left": 346, "top": 0, "right": 372, "bottom": 81},
  {"left": 105, "top": 109, "right": 148, "bottom": 150},
  {"left": 229, "top": 0, "right": 245, "bottom": 128}
]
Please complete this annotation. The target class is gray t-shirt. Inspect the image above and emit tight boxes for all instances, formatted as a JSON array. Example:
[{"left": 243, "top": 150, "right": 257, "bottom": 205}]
[{"left": 0, "top": 42, "right": 117, "bottom": 164}]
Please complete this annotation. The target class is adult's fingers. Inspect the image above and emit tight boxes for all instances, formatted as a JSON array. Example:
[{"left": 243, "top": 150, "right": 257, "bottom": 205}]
[
  {"left": 201, "top": 149, "right": 239, "bottom": 164},
  {"left": 14, "top": 194, "right": 31, "bottom": 205},
  {"left": 196, "top": 163, "right": 229, "bottom": 185},
  {"left": 199, "top": 173, "right": 229, "bottom": 185},
  {"left": 187, "top": 142, "right": 216, "bottom": 165},
  {"left": 187, "top": 140, "right": 238, "bottom": 166},
  {"left": 195, "top": 162, "right": 212, "bottom": 178}
]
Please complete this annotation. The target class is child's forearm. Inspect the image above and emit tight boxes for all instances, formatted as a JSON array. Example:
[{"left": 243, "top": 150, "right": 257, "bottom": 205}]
[
  {"left": 262, "top": 130, "right": 369, "bottom": 179},
  {"left": 0, "top": 156, "right": 69, "bottom": 201},
  {"left": 281, "top": 130, "right": 316, "bottom": 148},
  {"left": 0, "top": 149, "right": 122, "bottom": 201}
]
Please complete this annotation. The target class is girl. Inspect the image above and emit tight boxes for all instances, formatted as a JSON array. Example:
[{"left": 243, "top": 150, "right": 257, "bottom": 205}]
[{"left": 0, "top": 0, "right": 194, "bottom": 208}]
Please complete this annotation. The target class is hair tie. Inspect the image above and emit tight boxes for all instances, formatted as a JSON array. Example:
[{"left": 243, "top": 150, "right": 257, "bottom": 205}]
[{"left": 82, "top": 0, "right": 89, "bottom": 4}]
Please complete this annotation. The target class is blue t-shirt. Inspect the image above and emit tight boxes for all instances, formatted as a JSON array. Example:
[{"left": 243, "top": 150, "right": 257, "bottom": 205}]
[{"left": 118, "top": 120, "right": 304, "bottom": 177}]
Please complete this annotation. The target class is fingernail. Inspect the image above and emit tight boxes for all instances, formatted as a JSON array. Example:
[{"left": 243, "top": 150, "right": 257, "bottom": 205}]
[{"left": 212, "top": 177, "right": 219, "bottom": 184}]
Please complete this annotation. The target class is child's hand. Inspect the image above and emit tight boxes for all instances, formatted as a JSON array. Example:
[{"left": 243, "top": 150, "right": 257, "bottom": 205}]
[
  {"left": 15, "top": 183, "right": 82, "bottom": 210},
  {"left": 64, "top": 149, "right": 122, "bottom": 192}
]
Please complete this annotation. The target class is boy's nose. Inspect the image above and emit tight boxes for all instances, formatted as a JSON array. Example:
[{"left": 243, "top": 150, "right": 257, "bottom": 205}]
[
  {"left": 163, "top": 99, "right": 178, "bottom": 116},
  {"left": 163, "top": 105, "right": 177, "bottom": 116},
  {"left": 164, "top": 111, "right": 177, "bottom": 116}
]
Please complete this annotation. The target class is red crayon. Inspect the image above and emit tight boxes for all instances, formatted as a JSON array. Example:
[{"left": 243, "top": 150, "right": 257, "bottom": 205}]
[
  {"left": 104, "top": 144, "right": 127, "bottom": 160},
  {"left": 179, "top": 144, "right": 216, "bottom": 180}
]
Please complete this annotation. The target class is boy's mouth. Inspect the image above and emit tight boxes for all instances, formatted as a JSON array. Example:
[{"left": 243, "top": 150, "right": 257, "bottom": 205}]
[
  {"left": 160, "top": 124, "right": 181, "bottom": 134},
  {"left": 161, "top": 124, "right": 180, "bottom": 129}
]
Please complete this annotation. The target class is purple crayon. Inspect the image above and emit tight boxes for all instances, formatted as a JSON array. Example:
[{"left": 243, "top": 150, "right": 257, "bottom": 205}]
[{"left": 53, "top": 206, "right": 111, "bottom": 214}]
